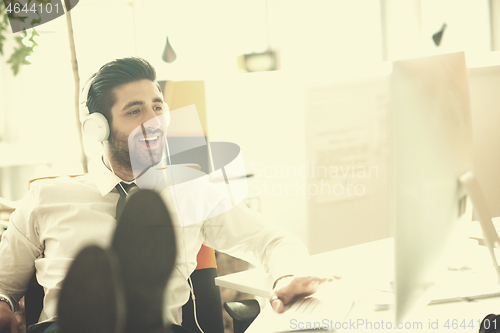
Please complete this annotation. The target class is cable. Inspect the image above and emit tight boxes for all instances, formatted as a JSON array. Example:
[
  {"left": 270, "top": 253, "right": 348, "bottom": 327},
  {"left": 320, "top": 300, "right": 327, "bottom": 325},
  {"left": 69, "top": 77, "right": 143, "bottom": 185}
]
[
  {"left": 188, "top": 275, "right": 204, "bottom": 333},
  {"left": 106, "top": 116, "right": 201, "bottom": 330},
  {"left": 172, "top": 233, "right": 205, "bottom": 333},
  {"left": 163, "top": 140, "right": 205, "bottom": 333}
]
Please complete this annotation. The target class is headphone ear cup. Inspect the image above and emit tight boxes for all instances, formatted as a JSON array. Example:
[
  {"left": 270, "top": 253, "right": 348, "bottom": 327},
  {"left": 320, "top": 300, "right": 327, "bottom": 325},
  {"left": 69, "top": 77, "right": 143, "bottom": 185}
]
[{"left": 82, "top": 113, "right": 110, "bottom": 142}]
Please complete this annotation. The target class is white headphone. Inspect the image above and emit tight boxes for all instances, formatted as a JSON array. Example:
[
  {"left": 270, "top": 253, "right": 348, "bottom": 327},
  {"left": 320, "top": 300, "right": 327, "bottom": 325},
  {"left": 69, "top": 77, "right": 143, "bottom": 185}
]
[
  {"left": 80, "top": 77, "right": 171, "bottom": 142},
  {"left": 82, "top": 112, "right": 110, "bottom": 142}
]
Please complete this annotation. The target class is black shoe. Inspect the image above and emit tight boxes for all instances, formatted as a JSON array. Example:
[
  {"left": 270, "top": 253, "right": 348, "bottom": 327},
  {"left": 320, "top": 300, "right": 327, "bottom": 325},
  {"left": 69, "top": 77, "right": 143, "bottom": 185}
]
[
  {"left": 58, "top": 245, "right": 125, "bottom": 333},
  {"left": 112, "top": 189, "right": 177, "bottom": 333}
]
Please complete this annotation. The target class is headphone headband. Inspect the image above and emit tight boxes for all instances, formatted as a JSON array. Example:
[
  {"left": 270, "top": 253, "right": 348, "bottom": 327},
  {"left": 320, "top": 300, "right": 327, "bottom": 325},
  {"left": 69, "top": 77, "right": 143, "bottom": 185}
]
[
  {"left": 79, "top": 75, "right": 95, "bottom": 123},
  {"left": 79, "top": 75, "right": 111, "bottom": 142}
]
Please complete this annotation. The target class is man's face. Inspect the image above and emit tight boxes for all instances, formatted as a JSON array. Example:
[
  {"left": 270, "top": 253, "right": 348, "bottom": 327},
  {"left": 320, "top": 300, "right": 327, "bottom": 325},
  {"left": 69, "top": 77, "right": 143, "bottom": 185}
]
[{"left": 106, "top": 79, "right": 168, "bottom": 175}]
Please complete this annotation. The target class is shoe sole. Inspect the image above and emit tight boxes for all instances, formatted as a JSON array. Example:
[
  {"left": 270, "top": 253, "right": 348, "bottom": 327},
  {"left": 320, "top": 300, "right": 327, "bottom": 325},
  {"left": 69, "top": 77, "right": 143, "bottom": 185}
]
[
  {"left": 111, "top": 189, "right": 177, "bottom": 333},
  {"left": 58, "top": 245, "right": 125, "bottom": 333}
]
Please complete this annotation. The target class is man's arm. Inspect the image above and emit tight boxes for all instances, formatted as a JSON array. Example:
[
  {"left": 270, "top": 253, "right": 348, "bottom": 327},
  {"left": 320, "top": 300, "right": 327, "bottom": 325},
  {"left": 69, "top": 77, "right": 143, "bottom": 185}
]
[
  {"left": 202, "top": 201, "right": 310, "bottom": 279},
  {"left": 202, "top": 201, "right": 332, "bottom": 310},
  {"left": 0, "top": 299, "right": 19, "bottom": 333},
  {"left": 0, "top": 188, "right": 42, "bottom": 324}
]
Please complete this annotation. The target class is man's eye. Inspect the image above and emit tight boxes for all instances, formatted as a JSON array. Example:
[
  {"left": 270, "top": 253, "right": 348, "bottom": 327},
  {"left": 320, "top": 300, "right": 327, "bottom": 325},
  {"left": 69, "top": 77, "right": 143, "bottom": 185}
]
[
  {"left": 154, "top": 106, "right": 163, "bottom": 112},
  {"left": 129, "top": 110, "right": 140, "bottom": 115}
]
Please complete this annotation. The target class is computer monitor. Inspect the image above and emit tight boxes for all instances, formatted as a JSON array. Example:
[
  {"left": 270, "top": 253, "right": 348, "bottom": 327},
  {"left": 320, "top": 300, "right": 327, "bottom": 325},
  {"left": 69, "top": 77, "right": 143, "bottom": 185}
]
[{"left": 390, "top": 51, "right": 500, "bottom": 322}]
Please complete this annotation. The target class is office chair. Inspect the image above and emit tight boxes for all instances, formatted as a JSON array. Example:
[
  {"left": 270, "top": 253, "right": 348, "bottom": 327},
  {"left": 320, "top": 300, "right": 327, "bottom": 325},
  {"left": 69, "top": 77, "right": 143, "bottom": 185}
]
[
  {"left": 22, "top": 240, "right": 260, "bottom": 333},
  {"left": 23, "top": 250, "right": 262, "bottom": 333},
  {"left": 224, "top": 299, "right": 260, "bottom": 333},
  {"left": 24, "top": 245, "right": 224, "bottom": 333},
  {"left": 182, "top": 245, "right": 224, "bottom": 333}
]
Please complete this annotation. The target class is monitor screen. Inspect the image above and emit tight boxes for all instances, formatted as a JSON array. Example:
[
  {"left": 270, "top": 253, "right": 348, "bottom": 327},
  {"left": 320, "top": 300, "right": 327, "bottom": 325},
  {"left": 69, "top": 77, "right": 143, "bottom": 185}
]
[{"left": 390, "top": 51, "right": 474, "bottom": 322}]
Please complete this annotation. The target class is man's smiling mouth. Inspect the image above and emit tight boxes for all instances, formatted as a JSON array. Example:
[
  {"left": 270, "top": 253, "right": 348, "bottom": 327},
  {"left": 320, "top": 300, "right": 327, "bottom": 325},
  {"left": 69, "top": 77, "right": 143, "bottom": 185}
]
[
  {"left": 134, "top": 122, "right": 165, "bottom": 150},
  {"left": 137, "top": 133, "right": 163, "bottom": 149},
  {"left": 139, "top": 135, "right": 159, "bottom": 144}
]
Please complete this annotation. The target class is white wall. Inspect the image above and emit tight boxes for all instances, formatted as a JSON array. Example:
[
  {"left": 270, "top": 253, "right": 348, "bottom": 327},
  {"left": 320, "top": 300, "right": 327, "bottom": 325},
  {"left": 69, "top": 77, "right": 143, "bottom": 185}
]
[
  {"left": 205, "top": 61, "right": 500, "bottom": 255},
  {"left": 468, "top": 64, "right": 500, "bottom": 218},
  {"left": 205, "top": 72, "right": 308, "bottom": 244}
]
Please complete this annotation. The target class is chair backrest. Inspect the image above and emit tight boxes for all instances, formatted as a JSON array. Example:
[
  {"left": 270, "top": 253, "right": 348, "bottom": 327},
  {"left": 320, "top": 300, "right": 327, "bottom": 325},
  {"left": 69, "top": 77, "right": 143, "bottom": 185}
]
[
  {"left": 181, "top": 246, "right": 224, "bottom": 333},
  {"left": 28, "top": 175, "right": 84, "bottom": 189}
]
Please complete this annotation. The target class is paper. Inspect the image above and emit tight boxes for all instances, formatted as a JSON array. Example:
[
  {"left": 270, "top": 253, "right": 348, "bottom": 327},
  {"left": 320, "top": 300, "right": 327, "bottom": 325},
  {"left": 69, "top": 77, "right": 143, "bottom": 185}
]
[{"left": 304, "top": 78, "right": 389, "bottom": 204}]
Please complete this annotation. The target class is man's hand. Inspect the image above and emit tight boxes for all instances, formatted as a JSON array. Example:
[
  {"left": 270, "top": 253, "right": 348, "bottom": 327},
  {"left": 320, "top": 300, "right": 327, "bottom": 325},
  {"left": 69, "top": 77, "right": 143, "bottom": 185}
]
[
  {"left": 269, "top": 276, "right": 334, "bottom": 313},
  {"left": 0, "top": 301, "right": 18, "bottom": 333}
]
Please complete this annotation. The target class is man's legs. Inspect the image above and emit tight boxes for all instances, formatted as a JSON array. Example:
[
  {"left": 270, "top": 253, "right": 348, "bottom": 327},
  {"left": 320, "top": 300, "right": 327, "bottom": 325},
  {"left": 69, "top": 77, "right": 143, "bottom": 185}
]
[
  {"left": 55, "top": 189, "right": 178, "bottom": 333},
  {"left": 58, "top": 246, "right": 125, "bottom": 333},
  {"left": 111, "top": 189, "right": 177, "bottom": 333}
]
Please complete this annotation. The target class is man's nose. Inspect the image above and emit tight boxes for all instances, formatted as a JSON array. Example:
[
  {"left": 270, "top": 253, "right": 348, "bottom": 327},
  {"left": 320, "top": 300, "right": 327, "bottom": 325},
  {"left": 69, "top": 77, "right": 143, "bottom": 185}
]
[{"left": 142, "top": 109, "right": 162, "bottom": 129}]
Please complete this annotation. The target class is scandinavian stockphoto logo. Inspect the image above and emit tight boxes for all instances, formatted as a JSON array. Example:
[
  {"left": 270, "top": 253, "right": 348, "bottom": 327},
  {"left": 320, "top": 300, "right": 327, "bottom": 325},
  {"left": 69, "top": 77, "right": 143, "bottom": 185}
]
[
  {"left": 3, "top": 0, "right": 78, "bottom": 33},
  {"left": 128, "top": 105, "right": 248, "bottom": 228}
]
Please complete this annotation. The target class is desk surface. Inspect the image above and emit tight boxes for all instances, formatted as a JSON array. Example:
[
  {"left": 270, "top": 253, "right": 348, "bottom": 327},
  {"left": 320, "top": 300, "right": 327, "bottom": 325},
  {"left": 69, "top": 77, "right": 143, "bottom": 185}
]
[
  {"left": 215, "top": 220, "right": 500, "bottom": 297},
  {"left": 215, "top": 237, "right": 395, "bottom": 298},
  {"left": 246, "top": 292, "right": 500, "bottom": 333},
  {"left": 216, "top": 230, "right": 500, "bottom": 333}
]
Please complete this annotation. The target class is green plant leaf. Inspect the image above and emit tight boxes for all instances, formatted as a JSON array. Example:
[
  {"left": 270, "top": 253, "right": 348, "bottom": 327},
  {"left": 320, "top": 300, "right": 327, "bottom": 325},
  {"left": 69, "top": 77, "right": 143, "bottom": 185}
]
[
  {"left": 6, "top": 29, "right": 38, "bottom": 75},
  {"left": 0, "top": 2, "right": 40, "bottom": 75}
]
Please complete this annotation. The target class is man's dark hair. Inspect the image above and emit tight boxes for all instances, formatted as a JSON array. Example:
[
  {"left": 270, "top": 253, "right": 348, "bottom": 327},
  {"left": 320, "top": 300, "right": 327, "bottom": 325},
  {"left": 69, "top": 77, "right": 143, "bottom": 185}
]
[{"left": 85, "top": 57, "right": 157, "bottom": 124}]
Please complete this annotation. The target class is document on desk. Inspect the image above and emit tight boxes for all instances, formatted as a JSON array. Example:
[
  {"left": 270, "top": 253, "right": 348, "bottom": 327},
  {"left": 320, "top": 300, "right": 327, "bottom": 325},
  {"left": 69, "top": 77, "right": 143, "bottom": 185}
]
[{"left": 246, "top": 280, "right": 357, "bottom": 333}]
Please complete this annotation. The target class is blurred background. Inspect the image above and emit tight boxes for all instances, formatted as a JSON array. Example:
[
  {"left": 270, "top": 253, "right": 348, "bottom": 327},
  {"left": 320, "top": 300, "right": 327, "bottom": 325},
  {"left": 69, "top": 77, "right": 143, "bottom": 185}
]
[
  {"left": 1, "top": 0, "right": 500, "bottom": 253},
  {"left": 2, "top": 1, "right": 500, "bottom": 332}
]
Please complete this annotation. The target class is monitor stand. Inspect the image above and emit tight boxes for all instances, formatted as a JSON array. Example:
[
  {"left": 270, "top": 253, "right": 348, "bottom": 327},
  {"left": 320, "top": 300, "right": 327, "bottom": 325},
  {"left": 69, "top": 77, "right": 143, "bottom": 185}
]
[{"left": 459, "top": 171, "right": 500, "bottom": 283}]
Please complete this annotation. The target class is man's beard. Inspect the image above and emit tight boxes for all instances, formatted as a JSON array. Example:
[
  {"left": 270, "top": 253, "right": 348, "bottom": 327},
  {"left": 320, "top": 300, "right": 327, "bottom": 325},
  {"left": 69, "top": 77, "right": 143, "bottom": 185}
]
[{"left": 107, "top": 127, "right": 165, "bottom": 178}]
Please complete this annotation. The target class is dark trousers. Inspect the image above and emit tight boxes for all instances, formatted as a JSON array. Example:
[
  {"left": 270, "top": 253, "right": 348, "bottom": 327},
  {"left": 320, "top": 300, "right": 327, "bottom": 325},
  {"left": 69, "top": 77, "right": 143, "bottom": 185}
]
[{"left": 27, "top": 321, "right": 195, "bottom": 333}]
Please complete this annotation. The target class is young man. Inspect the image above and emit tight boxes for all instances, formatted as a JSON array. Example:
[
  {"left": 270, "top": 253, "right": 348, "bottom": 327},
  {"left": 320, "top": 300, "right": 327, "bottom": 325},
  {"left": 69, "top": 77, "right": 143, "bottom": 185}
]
[{"left": 0, "top": 57, "right": 330, "bottom": 333}]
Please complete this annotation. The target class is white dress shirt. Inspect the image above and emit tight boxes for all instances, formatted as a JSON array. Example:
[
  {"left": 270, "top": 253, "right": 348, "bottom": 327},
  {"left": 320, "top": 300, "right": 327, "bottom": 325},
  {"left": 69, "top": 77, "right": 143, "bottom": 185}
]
[{"left": 0, "top": 159, "right": 309, "bottom": 326}]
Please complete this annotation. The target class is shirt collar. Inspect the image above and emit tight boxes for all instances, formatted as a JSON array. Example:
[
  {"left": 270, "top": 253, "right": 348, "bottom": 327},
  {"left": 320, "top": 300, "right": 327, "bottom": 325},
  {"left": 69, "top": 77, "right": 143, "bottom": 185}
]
[
  {"left": 89, "top": 157, "right": 166, "bottom": 196},
  {"left": 89, "top": 157, "right": 125, "bottom": 196}
]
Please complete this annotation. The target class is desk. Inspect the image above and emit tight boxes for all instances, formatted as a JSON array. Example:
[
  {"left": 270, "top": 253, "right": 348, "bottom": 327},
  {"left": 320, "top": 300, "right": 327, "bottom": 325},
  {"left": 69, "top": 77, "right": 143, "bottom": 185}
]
[
  {"left": 216, "top": 236, "right": 500, "bottom": 332},
  {"left": 247, "top": 295, "right": 500, "bottom": 332},
  {"left": 215, "top": 238, "right": 395, "bottom": 297}
]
